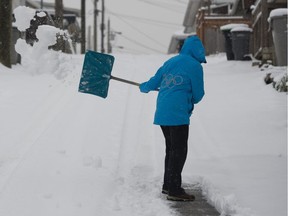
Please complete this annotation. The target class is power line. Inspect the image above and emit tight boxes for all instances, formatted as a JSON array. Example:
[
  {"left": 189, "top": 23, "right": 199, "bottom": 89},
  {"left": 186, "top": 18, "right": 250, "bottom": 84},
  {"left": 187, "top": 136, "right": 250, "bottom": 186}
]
[
  {"left": 137, "top": 0, "right": 187, "bottom": 13},
  {"left": 107, "top": 10, "right": 180, "bottom": 28},
  {"left": 108, "top": 10, "right": 168, "bottom": 49},
  {"left": 119, "top": 34, "right": 165, "bottom": 54},
  {"left": 113, "top": 46, "right": 150, "bottom": 55},
  {"left": 173, "top": 0, "right": 190, "bottom": 5}
]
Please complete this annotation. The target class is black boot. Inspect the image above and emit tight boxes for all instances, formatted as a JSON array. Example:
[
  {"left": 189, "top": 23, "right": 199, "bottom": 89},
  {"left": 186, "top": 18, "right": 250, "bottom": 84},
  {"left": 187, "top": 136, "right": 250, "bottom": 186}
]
[{"left": 167, "top": 188, "right": 195, "bottom": 201}]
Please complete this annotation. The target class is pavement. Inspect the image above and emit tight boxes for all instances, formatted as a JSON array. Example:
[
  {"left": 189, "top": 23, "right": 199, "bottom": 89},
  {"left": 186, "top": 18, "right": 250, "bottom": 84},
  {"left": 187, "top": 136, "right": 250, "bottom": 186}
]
[{"left": 168, "top": 183, "right": 221, "bottom": 216}]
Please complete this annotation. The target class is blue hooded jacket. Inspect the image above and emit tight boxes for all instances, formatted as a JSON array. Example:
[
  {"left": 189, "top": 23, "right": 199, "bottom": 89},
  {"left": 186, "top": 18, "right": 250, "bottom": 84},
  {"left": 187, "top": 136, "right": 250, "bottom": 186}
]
[{"left": 140, "top": 36, "right": 206, "bottom": 126}]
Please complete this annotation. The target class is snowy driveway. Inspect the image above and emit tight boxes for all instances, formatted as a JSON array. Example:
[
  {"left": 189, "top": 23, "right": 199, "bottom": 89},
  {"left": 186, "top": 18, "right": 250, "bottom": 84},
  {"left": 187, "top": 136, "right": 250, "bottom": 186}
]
[{"left": 0, "top": 53, "right": 286, "bottom": 216}]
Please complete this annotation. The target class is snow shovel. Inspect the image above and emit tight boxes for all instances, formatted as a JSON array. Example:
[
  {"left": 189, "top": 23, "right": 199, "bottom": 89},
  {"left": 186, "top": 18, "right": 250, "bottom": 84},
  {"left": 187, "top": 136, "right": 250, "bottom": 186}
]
[{"left": 78, "top": 50, "right": 140, "bottom": 98}]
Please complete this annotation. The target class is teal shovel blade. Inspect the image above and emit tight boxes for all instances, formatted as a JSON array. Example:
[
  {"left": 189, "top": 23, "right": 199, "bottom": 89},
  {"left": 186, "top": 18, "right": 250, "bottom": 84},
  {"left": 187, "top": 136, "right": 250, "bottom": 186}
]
[{"left": 78, "top": 51, "right": 115, "bottom": 98}]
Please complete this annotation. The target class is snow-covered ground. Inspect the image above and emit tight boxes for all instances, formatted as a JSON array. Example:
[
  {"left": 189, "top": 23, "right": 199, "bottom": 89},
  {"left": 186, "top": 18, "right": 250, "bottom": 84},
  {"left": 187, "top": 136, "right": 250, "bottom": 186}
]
[
  {"left": 0, "top": 7, "right": 287, "bottom": 216},
  {"left": 0, "top": 49, "right": 287, "bottom": 216}
]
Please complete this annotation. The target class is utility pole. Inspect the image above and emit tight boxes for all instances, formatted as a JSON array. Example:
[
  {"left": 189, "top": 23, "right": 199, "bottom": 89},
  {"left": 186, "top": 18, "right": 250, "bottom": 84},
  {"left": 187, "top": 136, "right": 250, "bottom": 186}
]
[
  {"left": 41, "top": 0, "right": 43, "bottom": 9},
  {"left": 0, "top": 0, "right": 12, "bottom": 68},
  {"left": 81, "top": 0, "right": 86, "bottom": 54},
  {"left": 55, "top": 0, "right": 63, "bottom": 29},
  {"left": 100, "top": 0, "right": 105, "bottom": 53},
  {"left": 94, "top": 0, "right": 98, "bottom": 51},
  {"left": 107, "top": 18, "right": 111, "bottom": 53},
  {"left": 88, "top": 26, "right": 91, "bottom": 50},
  {"left": 207, "top": 0, "right": 211, "bottom": 15}
]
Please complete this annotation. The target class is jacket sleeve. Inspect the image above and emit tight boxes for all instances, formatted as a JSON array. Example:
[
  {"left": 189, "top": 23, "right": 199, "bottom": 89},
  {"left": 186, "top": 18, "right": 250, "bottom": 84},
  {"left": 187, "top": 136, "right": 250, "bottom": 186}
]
[
  {"left": 139, "top": 66, "right": 163, "bottom": 93},
  {"left": 191, "top": 64, "right": 205, "bottom": 104}
]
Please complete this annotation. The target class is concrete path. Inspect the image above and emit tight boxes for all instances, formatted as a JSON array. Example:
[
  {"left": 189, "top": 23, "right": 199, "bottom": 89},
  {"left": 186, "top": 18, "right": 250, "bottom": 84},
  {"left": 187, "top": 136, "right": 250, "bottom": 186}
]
[{"left": 168, "top": 184, "right": 220, "bottom": 216}]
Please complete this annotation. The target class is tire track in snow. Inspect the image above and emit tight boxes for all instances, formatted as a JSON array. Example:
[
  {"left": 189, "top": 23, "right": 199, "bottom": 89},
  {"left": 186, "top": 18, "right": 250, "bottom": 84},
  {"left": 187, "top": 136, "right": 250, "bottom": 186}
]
[
  {"left": 114, "top": 55, "right": 140, "bottom": 178},
  {"left": 109, "top": 55, "right": 174, "bottom": 216},
  {"left": 114, "top": 55, "right": 158, "bottom": 179}
]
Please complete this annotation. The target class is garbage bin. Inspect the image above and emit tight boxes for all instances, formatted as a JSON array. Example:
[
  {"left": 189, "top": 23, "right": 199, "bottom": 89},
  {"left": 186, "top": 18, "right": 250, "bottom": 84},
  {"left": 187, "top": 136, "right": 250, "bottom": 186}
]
[
  {"left": 231, "top": 27, "right": 252, "bottom": 60},
  {"left": 220, "top": 24, "right": 248, "bottom": 61},
  {"left": 221, "top": 29, "right": 234, "bottom": 60},
  {"left": 268, "top": 8, "right": 288, "bottom": 66}
]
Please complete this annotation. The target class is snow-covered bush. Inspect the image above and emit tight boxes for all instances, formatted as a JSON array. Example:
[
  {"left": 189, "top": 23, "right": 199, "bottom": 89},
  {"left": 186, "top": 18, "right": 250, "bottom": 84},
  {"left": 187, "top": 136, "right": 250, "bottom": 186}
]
[
  {"left": 273, "top": 73, "right": 287, "bottom": 92},
  {"left": 263, "top": 64, "right": 287, "bottom": 92}
]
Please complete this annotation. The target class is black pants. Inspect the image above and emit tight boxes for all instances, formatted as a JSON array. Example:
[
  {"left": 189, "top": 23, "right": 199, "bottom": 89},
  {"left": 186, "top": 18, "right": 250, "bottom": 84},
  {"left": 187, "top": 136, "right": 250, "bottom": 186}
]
[{"left": 160, "top": 125, "right": 189, "bottom": 194}]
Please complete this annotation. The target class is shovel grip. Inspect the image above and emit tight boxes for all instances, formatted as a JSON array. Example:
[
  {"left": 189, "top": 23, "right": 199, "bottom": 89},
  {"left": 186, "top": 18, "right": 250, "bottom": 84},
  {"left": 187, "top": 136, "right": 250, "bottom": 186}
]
[{"left": 110, "top": 75, "right": 140, "bottom": 87}]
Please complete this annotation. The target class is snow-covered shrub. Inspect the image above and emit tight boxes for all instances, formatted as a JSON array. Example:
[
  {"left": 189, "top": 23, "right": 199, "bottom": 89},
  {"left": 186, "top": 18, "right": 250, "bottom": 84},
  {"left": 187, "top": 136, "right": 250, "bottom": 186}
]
[
  {"left": 262, "top": 64, "right": 287, "bottom": 92},
  {"left": 273, "top": 73, "right": 287, "bottom": 92}
]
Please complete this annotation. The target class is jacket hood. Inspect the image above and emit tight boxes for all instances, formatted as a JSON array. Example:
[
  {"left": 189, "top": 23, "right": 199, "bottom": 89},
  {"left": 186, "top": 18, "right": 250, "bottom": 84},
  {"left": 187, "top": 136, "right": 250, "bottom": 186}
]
[{"left": 179, "top": 36, "right": 207, "bottom": 63}]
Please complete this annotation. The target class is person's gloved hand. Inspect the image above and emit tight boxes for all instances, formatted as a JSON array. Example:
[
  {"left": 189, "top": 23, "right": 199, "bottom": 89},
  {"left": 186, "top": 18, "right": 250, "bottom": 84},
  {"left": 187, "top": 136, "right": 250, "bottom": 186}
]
[{"left": 139, "top": 83, "right": 149, "bottom": 93}]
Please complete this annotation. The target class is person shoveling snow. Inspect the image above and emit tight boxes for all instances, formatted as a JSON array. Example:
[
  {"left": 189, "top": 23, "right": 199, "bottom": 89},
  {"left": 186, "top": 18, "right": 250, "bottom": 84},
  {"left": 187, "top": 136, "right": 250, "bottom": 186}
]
[{"left": 139, "top": 36, "right": 206, "bottom": 201}]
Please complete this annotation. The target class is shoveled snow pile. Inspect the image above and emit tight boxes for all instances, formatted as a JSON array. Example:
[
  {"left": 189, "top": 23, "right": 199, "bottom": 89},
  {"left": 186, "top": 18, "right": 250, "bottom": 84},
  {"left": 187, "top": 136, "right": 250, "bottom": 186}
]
[{"left": 14, "top": 6, "right": 70, "bottom": 79}]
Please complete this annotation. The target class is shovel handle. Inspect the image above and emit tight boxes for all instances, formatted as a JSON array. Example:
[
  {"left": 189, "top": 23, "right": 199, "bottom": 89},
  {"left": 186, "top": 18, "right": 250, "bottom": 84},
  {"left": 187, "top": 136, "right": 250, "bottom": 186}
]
[
  {"left": 110, "top": 75, "right": 140, "bottom": 87},
  {"left": 110, "top": 75, "right": 159, "bottom": 91}
]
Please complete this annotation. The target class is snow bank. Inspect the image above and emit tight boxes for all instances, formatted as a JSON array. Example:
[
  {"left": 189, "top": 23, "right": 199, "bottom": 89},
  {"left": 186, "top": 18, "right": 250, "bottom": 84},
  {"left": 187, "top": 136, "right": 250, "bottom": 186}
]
[
  {"left": 198, "top": 177, "right": 253, "bottom": 216},
  {"left": 13, "top": 6, "right": 71, "bottom": 79}
]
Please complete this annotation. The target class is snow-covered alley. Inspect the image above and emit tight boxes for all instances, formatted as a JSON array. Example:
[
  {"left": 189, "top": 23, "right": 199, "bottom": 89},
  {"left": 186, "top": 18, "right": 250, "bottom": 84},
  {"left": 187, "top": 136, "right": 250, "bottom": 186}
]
[{"left": 0, "top": 50, "right": 287, "bottom": 216}]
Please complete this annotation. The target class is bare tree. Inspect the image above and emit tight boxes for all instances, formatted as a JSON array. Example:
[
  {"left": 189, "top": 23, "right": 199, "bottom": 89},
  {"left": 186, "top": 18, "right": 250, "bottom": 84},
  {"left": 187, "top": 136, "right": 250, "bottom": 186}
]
[{"left": 0, "top": 0, "right": 12, "bottom": 68}]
